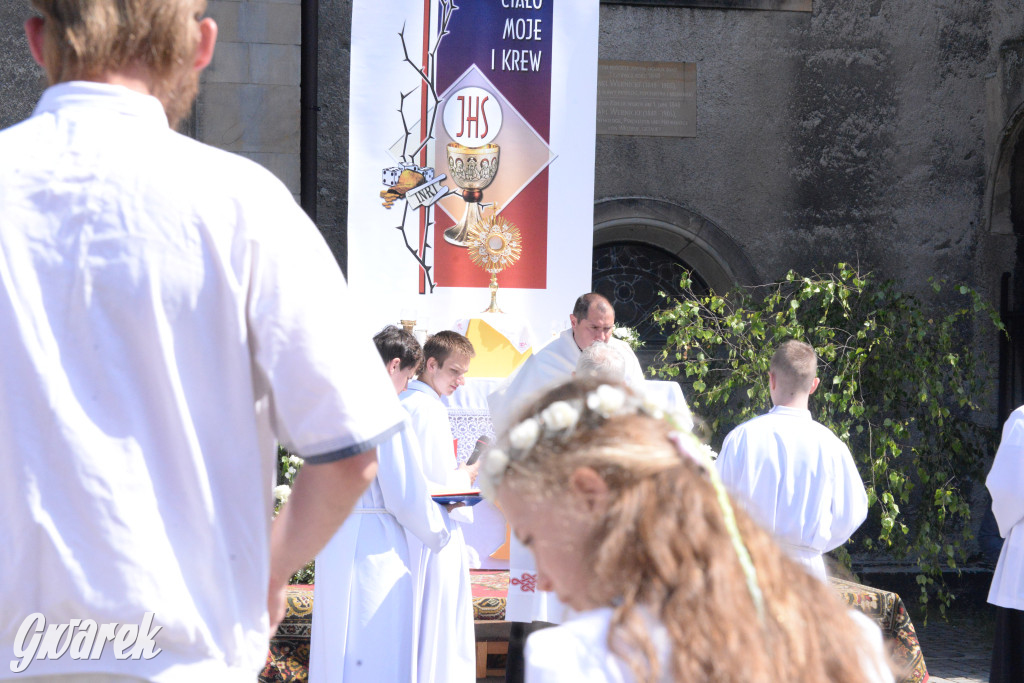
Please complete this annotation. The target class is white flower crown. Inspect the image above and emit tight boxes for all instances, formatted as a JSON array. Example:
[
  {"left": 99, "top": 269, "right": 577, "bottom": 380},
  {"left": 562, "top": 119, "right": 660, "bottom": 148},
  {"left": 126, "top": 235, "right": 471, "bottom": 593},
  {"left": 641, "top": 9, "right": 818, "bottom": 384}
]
[
  {"left": 479, "top": 382, "right": 762, "bottom": 620},
  {"left": 477, "top": 384, "right": 708, "bottom": 500}
]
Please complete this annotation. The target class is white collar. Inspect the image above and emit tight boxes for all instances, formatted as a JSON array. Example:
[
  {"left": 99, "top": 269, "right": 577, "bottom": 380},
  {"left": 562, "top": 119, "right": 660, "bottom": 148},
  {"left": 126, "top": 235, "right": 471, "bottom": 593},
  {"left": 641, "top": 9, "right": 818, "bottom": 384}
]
[
  {"left": 33, "top": 81, "right": 169, "bottom": 127},
  {"left": 769, "top": 405, "right": 812, "bottom": 419},
  {"left": 406, "top": 379, "right": 441, "bottom": 401}
]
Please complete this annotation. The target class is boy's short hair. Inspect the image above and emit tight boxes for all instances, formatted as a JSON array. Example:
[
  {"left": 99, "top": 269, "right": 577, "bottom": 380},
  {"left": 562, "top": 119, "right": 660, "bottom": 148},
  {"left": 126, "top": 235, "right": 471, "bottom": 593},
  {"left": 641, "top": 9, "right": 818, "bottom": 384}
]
[
  {"left": 423, "top": 330, "right": 475, "bottom": 368},
  {"left": 769, "top": 340, "right": 818, "bottom": 393},
  {"left": 373, "top": 325, "right": 423, "bottom": 371}
]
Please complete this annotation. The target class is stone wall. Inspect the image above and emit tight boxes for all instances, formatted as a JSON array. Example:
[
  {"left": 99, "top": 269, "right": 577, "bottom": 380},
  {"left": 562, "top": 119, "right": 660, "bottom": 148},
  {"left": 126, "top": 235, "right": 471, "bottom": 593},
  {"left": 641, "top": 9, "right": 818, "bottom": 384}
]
[
  {"left": 0, "top": 5, "right": 43, "bottom": 129},
  {"left": 202, "top": 0, "right": 302, "bottom": 198},
  {"left": 2, "top": 1, "right": 1022, "bottom": 310}
]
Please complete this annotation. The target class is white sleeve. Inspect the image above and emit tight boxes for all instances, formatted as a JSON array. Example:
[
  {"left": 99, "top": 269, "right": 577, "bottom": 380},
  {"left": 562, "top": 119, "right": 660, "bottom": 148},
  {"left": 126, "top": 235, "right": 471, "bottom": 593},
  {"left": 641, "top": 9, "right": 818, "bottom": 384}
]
[
  {"left": 377, "top": 424, "right": 452, "bottom": 552},
  {"left": 246, "top": 202, "right": 404, "bottom": 460},
  {"left": 987, "top": 409, "right": 1024, "bottom": 537},
  {"left": 406, "top": 395, "right": 474, "bottom": 524},
  {"left": 824, "top": 442, "right": 869, "bottom": 551},
  {"left": 715, "top": 427, "right": 748, "bottom": 497}
]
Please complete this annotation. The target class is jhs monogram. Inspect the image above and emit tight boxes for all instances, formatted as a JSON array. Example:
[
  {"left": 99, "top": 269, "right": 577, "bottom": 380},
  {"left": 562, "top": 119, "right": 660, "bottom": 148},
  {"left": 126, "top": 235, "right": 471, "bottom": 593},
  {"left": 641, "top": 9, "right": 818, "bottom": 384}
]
[{"left": 455, "top": 95, "right": 490, "bottom": 139}]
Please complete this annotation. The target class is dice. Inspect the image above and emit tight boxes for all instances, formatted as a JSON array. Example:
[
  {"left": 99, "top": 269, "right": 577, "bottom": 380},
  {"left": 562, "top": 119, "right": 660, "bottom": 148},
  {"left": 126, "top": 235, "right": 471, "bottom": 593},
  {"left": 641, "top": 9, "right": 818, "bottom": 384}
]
[{"left": 381, "top": 166, "right": 402, "bottom": 187}]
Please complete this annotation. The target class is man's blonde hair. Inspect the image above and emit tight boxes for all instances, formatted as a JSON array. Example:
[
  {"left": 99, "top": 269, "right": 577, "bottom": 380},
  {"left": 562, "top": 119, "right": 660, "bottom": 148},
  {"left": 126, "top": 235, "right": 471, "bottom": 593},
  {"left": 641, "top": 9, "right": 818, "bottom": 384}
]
[
  {"left": 31, "top": 0, "right": 205, "bottom": 87},
  {"left": 769, "top": 340, "right": 817, "bottom": 395}
]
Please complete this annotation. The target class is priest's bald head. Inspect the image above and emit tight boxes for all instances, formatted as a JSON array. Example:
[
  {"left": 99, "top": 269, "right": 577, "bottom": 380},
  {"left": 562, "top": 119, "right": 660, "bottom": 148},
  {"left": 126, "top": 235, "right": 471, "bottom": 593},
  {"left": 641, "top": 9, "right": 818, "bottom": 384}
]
[
  {"left": 569, "top": 293, "right": 615, "bottom": 350},
  {"left": 768, "top": 340, "right": 821, "bottom": 409}
]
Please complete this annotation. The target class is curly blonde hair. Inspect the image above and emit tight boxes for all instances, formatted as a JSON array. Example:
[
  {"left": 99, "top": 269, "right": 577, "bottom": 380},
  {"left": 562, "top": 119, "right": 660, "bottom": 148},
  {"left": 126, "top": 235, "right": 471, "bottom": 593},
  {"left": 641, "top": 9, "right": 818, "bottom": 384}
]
[{"left": 496, "top": 378, "right": 890, "bottom": 683}]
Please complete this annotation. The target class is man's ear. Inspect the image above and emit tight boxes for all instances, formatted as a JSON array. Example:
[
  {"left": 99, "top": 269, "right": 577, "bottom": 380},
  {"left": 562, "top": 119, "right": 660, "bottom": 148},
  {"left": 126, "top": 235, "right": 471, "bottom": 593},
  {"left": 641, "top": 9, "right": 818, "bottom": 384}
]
[
  {"left": 768, "top": 371, "right": 777, "bottom": 392},
  {"left": 808, "top": 376, "right": 820, "bottom": 395},
  {"left": 386, "top": 358, "right": 402, "bottom": 376},
  {"left": 25, "top": 17, "right": 47, "bottom": 69},
  {"left": 568, "top": 467, "right": 609, "bottom": 515},
  {"left": 193, "top": 17, "right": 218, "bottom": 71},
  {"left": 569, "top": 314, "right": 579, "bottom": 329}
]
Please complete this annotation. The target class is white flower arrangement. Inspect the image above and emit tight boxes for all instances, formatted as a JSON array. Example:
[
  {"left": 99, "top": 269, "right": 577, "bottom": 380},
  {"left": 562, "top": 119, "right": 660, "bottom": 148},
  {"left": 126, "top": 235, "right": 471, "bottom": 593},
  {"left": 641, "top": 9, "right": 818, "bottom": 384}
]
[
  {"left": 612, "top": 326, "right": 643, "bottom": 350},
  {"left": 540, "top": 400, "right": 580, "bottom": 432},
  {"left": 273, "top": 484, "right": 292, "bottom": 504}
]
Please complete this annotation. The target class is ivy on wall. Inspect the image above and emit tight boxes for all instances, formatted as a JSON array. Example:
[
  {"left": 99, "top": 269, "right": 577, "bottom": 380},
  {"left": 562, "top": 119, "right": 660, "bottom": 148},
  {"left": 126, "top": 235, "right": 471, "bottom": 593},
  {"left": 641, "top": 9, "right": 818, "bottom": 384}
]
[{"left": 652, "top": 263, "right": 1004, "bottom": 612}]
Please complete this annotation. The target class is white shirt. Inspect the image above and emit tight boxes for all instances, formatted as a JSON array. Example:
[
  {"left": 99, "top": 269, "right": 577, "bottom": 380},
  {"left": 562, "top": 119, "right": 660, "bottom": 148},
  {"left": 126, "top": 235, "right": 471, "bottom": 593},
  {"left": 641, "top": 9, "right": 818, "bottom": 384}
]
[
  {"left": 0, "top": 82, "right": 405, "bottom": 680},
  {"left": 716, "top": 405, "right": 869, "bottom": 580},
  {"left": 987, "top": 405, "right": 1024, "bottom": 610}
]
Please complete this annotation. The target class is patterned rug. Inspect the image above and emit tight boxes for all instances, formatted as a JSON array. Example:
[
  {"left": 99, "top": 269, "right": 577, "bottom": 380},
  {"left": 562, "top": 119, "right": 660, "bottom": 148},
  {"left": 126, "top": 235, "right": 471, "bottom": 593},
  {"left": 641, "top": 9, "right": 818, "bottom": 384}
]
[
  {"left": 830, "top": 577, "right": 929, "bottom": 683},
  {"left": 260, "top": 586, "right": 313, "bottom": 683},
  {"left": 471, "top": 569, "right": 508, "bottom": 621}
]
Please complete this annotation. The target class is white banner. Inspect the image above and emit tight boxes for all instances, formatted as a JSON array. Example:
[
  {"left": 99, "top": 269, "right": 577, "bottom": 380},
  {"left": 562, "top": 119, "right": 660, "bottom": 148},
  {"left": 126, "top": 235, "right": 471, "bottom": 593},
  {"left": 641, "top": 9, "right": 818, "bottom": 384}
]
[{"left": 347, "top": 0, "right": 600, "bottom": 338}]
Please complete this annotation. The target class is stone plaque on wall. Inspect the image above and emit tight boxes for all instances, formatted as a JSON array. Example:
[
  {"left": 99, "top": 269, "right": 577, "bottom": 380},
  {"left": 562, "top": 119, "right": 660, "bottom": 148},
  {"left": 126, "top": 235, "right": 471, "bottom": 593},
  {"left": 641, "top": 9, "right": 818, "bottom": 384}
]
[
  {"left": 597, "top": 60, "right": 696, "bottom": 138},
  {"left": 601, "top": 0, "right": 810, "bottom": 11}
]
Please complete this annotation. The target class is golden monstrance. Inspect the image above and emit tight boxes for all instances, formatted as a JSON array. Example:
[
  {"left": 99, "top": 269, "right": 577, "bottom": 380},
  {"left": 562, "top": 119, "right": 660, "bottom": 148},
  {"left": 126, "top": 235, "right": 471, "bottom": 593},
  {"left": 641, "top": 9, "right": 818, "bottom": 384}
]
[{"left": 467, "top": 215, "right": 522, "bottom": 313}]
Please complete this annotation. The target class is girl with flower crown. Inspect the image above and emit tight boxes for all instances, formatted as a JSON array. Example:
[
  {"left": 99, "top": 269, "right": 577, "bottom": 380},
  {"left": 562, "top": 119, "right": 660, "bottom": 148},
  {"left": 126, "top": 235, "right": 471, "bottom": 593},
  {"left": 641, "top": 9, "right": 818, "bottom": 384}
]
[{"left": 478, "top": 378, "right": 894, "bottom": 683}]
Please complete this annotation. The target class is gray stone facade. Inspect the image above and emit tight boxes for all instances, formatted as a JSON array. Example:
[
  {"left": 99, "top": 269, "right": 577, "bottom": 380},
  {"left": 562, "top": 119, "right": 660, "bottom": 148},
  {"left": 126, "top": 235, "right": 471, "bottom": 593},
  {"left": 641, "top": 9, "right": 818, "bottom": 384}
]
[
  {"left": 201, "top": 0, "right": 302, "bottom": 198},
  {"left": 2, "top": 1, "right": 1022, "bottom": 308}
]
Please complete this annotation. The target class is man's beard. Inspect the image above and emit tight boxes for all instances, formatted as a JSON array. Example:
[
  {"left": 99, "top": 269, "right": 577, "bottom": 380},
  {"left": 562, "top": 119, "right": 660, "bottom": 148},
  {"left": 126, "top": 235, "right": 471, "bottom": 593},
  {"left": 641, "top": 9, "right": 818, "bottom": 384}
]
[{"left": 159, "top": 68, "right": 200, "bottom": 131}]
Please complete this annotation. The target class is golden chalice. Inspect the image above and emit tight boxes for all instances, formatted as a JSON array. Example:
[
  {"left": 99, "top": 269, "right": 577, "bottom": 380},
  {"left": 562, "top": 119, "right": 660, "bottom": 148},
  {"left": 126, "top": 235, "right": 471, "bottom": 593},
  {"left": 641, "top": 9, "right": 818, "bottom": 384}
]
[
  {"left": 445, "top": 142, "right": 500, "bottom": 247},
  {"left": 467, "top": 214, "right": 522, "bottom": 313}
]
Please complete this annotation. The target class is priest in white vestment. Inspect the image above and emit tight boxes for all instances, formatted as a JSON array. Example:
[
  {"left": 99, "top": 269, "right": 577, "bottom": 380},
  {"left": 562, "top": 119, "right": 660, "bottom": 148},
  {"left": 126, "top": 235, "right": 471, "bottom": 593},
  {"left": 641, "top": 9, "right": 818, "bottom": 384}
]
[
  {"left": 487, "top": 293, "right": 644, "bottom": 682},
  {"left": 716, "top": 340, "right": 868, "bottom": 581},
  {"left": 402, "top": 331, "right": 479, "bottom": 683},
  {"left": 488, "top": 293, "right": 644, "bottom": 434},
  {"left": 986, "top": 404, "right": 1024, "bottom": 683},
  {"left": 310, "top": 326, "right": 452, "bottom": 682}
]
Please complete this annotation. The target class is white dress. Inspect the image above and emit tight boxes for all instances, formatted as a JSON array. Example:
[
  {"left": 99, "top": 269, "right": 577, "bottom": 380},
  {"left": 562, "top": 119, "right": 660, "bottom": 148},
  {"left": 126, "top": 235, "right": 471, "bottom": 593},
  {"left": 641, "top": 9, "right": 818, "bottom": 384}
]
[
  {"left": 309, "top": 421, "right": 452, "bottom": 682},
  {"left": 987, "top": 405, "right": 1024, "bottom": 610},
  {"left": 524, "top": 607, "right": 893, "bottom": 683},
  {"left": 401, "top": 380, "right": 477, "bottom": 683},
  {"left": 716, "top": 405, "right": 869, "bottom": 580}
]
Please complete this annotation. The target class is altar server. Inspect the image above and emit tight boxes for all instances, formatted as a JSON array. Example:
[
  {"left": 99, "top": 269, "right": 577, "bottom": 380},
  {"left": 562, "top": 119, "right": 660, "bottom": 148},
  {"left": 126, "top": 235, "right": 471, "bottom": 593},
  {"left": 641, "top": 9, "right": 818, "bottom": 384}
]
[
  {"left": 478, "top": 378, "right": 893, "bottom": 683},
  {"left": 309, "top": 326, "right": 452, "bottom": 682},
  {"left": 987, "top": 404, "right": 1024, "bottom": 683},
  {"left": 403, "top": 331, "right": 478, "bottom": 683},
  {"left": 716, "top": 340, "right": 868, "bottom": 581}
]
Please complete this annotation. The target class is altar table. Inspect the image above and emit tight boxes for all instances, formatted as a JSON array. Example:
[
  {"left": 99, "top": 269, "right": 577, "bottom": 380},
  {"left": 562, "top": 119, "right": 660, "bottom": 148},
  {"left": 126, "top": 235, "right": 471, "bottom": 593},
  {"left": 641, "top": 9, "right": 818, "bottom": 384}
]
[{"left": 259, "top": 572, "right": 928, "bottom": 682}]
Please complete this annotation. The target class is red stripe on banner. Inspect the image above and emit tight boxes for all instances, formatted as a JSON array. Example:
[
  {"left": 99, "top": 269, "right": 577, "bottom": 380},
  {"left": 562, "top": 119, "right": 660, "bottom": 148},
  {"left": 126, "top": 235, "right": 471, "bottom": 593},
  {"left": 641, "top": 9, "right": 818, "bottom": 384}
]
[{"left": 417, "top": 0, "right": 431, "bottom": 295}]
